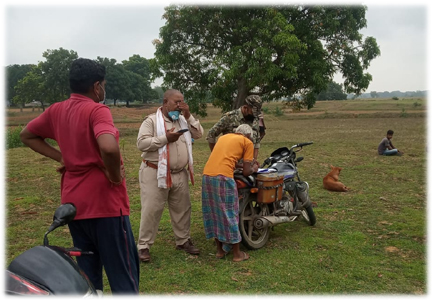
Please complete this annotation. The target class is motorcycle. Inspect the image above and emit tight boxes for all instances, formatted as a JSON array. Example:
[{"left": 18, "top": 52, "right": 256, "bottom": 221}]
[
  {"left": 5, "top": 203, "right": 97, "bottom": 296},
  {"left": 234, "top": 142, "right": 316, "bottom": 249}
]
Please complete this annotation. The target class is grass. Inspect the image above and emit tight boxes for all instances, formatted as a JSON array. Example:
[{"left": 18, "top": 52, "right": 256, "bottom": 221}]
[{"left": 5, "top": 98, "right": 427, "bottom": 295}]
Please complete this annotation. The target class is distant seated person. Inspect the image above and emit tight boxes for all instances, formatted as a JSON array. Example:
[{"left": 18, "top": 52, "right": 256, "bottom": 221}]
[{"left": 378, "top": 130, "right": 404, "bottom": 156}]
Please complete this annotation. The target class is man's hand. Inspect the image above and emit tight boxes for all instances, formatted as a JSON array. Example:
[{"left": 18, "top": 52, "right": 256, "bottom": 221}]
[
  {"left": 253, "top": 160, "right": 260, "bottom": 168},
  {"left": 178, "top": 102, "right": 191, "bottom": 120},
  {"left": 56, "top": 157, "right": 66, "bottom": 174},
  {"left": 166, "top": 128, "right": 183, "bottom": 143},
  {"left": 99, "top": 165, "right": 125, "bottom": 185}
]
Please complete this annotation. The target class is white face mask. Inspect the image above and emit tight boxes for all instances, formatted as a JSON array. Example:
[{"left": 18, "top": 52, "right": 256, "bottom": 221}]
[{"left": 97, "top": 83, "right": 106, "bottom": 104}]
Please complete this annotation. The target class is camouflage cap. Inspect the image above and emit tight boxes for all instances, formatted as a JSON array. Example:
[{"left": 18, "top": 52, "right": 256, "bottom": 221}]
[{"left": 245, "top": 95, "right": 262, "bottom": 117}]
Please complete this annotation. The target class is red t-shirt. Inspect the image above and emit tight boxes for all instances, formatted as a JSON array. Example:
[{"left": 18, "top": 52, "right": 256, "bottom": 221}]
[{"left": 26, "top": 94, "right": 130, "bottom": 220}]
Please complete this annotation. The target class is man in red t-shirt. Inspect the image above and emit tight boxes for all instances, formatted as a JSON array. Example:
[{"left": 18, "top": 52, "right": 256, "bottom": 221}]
[{"left": 20, "top": 58, "right": 139, "bottom": 294}]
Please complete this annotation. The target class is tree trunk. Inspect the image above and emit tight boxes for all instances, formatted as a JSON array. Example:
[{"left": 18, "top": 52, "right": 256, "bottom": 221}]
[
  {"left": 233, "top": 77, "right": 248, "bottom": 109},
  {"left": 114, "top": 99, "right": 117, "bottom": 106},
  {"left": 126, "top": 100, "right": 130, "bottom": 107}
]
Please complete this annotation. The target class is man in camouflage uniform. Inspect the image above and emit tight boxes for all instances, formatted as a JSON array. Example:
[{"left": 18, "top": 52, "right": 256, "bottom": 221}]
[{"left": 207, "top": 95, "right": 262, "bottom": 159}]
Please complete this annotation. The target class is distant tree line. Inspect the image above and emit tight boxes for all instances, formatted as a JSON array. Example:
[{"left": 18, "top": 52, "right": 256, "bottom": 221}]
[
  {"left": 350, "top": 90, "right": 427, "bottom": 99},
  {"left": 313, "top": 82, "right": 427, "bottom": 101},
  {"left": 6, "top": 48, "right": 163, "bottom": 111}
]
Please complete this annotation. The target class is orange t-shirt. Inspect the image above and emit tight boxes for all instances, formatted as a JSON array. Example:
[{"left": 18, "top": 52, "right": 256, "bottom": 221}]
[{"left": 203, "top": 133, "right": 254, "bottom": 178}]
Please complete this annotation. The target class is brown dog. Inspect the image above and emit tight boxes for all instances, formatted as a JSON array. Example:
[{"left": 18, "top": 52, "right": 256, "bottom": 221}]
[{"left": 323, "top": 165, "right": 349, "bottom": 192}]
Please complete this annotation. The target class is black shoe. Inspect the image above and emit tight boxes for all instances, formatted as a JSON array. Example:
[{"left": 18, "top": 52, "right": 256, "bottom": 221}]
[
  {"left": 176, "top": 239, "right": 200, "bottom": 255},
  {"left": 138, "top": 248, "right": 151, "bottom": 262}
]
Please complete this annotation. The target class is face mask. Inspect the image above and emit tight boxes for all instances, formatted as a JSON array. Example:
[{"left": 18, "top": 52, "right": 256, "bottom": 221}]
[
  {"left": 97, "top": 83, "right": 106, "bottom": 104},
  {"left": 168, "top": 110, "right": 180, "bottom": 121},
  {"left": 244, "top": 114, "right": 255, "bottom": 122}
]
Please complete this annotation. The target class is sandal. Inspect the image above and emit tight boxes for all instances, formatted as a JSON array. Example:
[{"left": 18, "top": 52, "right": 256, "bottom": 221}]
[
  {"left": 216, "top": 251, "right": 227, "bottom": 259},
  {"left": 233, "top": 251, "right": 250, "bottom": 262}
]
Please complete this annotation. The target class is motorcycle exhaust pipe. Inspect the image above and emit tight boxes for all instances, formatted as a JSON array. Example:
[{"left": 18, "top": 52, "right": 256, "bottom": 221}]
[{"left": 254, "top": 215, "right": 297, "bottom": 229}]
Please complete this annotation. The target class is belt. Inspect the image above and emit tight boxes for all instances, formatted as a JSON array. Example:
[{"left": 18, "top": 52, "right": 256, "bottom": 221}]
[{"left": 143, "top": 160, "right": 186, "bottom": 174}]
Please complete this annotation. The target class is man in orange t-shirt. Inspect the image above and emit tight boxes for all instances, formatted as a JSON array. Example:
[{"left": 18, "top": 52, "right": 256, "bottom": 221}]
[{"left": 202, "top": 124, "right": 258, "bottom": 262}]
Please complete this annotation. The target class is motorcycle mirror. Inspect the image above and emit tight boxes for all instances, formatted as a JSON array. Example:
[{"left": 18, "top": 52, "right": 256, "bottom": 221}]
[
  {"left": 295, "top": 157, "right": 304, "bottom": 163},
  {"left": 44, "top": 203, "right": 76, "bottom": 246},
  {"left": 52, "top": 203, "right": 77, "bottom": 227}
]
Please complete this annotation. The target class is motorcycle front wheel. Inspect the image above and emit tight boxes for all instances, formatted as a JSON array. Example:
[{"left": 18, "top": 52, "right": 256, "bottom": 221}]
[
  {"left": 239, "top": 194, "right": 270, "bottom": 250},
  {"left": 301, "top": 205, "right": 316, "bottom": 226}
]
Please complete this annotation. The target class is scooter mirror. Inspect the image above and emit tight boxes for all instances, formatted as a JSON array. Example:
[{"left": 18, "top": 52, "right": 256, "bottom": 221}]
[
  {"left": 44, "top": 203, "right": 76, "bottom": 246},
  {"left": 52, "top": 203, "right": 77, "bottom": 228}
]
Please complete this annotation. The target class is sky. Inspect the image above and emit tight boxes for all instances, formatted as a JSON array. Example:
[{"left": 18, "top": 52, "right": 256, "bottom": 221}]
[{"left": 1, "top": 0, "right": 430, "bottom": 93}]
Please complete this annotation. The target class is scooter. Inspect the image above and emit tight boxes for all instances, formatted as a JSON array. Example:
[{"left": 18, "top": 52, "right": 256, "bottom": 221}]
[
  {"left": 5, "top": 203, "right": 97, "bottom": 296},
  {"left": 235, "top": 142, "right": 316, "bottom": 249}
]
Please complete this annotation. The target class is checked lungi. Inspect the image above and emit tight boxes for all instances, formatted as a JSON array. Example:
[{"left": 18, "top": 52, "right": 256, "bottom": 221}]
[{"left": 201, "top": 175, "right": 241, "bottom": 244}]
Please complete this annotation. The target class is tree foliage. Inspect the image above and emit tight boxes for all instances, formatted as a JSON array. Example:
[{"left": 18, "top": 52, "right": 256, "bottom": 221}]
[
  {"left": 316, "top": 81, "right": 347, "bottom": 100},
  {"left": 7, "top": 48, "right": 160, "bottom": 111},
  {"left": 12, "top": 65, "right": 45, "bottom": 111},
  {"left": 98, "top": 55, "right": 157, "bottom": 106},
  {"left": 6, "top": 64, "right": 34, "bottom": 103},
  {"left": 154, "top": 5, "right": 380, "bottom": 116},
  {"left": 40, "top": 48, "right": 78, "bottom": 104}
]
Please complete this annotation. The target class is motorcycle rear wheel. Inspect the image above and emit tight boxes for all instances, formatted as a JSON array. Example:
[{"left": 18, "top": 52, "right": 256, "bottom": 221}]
[
  {"left": 301, "top": 205, "right": 316, "bottom": 226},
  {"left": 239, "top": 195, "right": 270, "bottom": 250}
]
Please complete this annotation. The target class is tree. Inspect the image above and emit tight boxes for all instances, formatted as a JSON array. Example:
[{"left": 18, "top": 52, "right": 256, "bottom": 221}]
[
  {"left": 12, "top": 65, "right": 45, "bottom": 112},
  {"left": 6, "top": 64, "right": 34, "bottom": 105},
  {"left": 153, "top": 86, "right": 165, "bottom": 103},
  {"left": 370, "top": 91, "right": 378, "bottom": 98},
  {"left": 39, "top": 48, "right": 78, "bottom": 104},
  {"left": 154, "top": 5, "right": 380, "bottom": 116},
  {"left": 123, "top": 55, "right": 155, "bottom": 103},
  {"left": 316, "top": 81, "right": 347, "bottom": 100},
  {"left": 97, "top": 57, "right": 129, "bottom": 106}
]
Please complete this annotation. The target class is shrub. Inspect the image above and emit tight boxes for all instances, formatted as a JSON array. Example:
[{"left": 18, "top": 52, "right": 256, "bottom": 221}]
[
  {"left": 6, "top": 126, "right": 24, "bottom": 149},
  {"left": 6, "top": 126, "right": 57, "bottom": 150},
  {"left": 262, "top": 107, "right": 269, "bottom": 114},
  {"left": 273, "top": 106, "right": 284, "bottom": 117},
  {"left": 400, "top": 108, "right": 408, "bottom": 118},
  {"left": 413, "top": 102, "right": 422, "bottom": 107},
  {"left": 392, "top": 96, "right": 399, "bottom": 100}
]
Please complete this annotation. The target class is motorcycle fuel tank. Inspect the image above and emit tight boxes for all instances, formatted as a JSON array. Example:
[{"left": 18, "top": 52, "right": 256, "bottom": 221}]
[
  {"left": 270, "top": 162, "right": 296, "bottom": 179},
  {"left": 8, "top": 245, "right": 94, "bottom": 295}
]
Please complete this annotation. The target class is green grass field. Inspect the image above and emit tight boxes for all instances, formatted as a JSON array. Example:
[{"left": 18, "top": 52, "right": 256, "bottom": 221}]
[{"left": 5, "top": 98, "right": 427, "bottom": 295}]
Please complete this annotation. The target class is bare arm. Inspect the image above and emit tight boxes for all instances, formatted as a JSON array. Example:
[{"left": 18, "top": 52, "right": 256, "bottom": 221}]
[
  {"left": 20, "top": 127, "right": 62, "bottom": 163},
  {"left": 97, "top": 133, "right": 123, "bottom": 183},
  {"left": 242, "top": 161, "right": 258, "bottom": 177},
  {"left": 253, "top": 148, "right": 259, "bottom": 160}
]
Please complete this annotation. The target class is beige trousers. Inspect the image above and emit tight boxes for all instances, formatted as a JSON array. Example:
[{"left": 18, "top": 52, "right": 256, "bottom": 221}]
[{"left": 137, "top": 162, "right": 191, "bottom": 250}]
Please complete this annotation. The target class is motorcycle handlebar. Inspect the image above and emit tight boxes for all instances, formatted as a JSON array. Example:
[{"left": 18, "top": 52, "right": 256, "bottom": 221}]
[{"left": 293, "top": 141, "right": 314, "bottom": 148}]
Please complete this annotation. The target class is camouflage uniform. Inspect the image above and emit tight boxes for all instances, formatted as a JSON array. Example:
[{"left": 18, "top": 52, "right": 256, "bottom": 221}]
[{"left": 206, "top": 95, "right": 262, "bottom": 149}]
